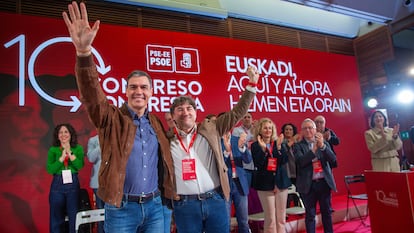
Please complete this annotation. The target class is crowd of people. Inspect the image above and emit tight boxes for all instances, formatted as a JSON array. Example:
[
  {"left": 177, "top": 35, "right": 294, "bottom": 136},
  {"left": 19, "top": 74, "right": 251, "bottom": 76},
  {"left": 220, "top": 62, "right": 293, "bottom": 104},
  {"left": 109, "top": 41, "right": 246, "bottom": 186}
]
[{"left": 4, "top": 2, "right": 400, "bottom": 233}]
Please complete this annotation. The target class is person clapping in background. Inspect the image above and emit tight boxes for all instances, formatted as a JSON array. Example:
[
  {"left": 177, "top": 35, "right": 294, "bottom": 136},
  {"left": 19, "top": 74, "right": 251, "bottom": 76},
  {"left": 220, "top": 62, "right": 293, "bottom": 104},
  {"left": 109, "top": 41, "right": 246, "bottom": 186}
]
[
  {"left": 47, "top": 123, "right": 84, "bottom": 233},
  {"left": 364, "top": 110, "right": 402, "bottom": 172},
  {"left": 251, "top": 118, "right": 291, "bottom": 233}
]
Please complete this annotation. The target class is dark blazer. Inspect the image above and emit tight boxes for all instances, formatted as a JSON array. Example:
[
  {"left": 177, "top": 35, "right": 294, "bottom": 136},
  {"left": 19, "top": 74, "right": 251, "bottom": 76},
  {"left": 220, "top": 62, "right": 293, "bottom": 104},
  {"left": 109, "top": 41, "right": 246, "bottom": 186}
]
[
  {"left": 222, "top": 136, "right": 252, "bottom": 195},
  {"left": 251, "top": 141, "right": 291, "bottom": 191},
  {"left": 324, "top": 127, "right": 340, "bottom": 158},
  {"left": 293, "top": 139, "right": 337, "bottom": 194}
]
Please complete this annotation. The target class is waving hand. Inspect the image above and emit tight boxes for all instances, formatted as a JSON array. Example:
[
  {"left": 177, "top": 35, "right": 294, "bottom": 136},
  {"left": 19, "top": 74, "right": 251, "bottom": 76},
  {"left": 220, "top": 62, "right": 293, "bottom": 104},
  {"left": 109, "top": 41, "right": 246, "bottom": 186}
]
[{"left": 62, "top": 1, "right": 100, "bottom": 56}]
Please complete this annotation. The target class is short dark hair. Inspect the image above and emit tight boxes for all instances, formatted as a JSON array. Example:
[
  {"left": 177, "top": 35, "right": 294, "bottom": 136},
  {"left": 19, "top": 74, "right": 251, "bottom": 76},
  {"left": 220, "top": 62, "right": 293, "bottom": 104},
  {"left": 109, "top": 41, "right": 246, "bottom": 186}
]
[
  {"left": 206, "top": 113, "right": 217, "bottom": 119},
  {"left": 281, "top": 123, "right": 298, "bottom": 135},
  {"left": 127, "top": 70, "right": 152, "bottom": 88},
  {"left": 52, "top": 123, "right": 78, "bottom": 147},
  {"left": 170, "top": 96, "right": 196, "bottom": 114},
  {"left": 370, "top": 110, "right": 387, "bottom": 128}
]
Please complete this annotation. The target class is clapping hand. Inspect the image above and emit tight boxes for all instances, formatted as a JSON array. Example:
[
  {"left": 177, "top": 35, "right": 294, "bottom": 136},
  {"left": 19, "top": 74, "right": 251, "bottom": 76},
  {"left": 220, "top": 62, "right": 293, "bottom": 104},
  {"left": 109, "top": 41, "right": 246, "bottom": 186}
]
[
  {"left": 238, "top": 132, "right": 247, "bottom": 148},
  {"left": 223, "top": 132, "right": 231, "bottom": 153},
  {"left": 315, "top": 132, "right": 324, "bottom": 148},
  {"left": 257, "top": 135, "right": 266, "bottom": 152},
  {"left": 276, "top": 133, "right": 284, "bottom": 150},
  {"left": 323, "top": 130, "right": 331, "bottom": 141},
  {"left": 392, "top": 123, "right": 400, "bottom": 138}
]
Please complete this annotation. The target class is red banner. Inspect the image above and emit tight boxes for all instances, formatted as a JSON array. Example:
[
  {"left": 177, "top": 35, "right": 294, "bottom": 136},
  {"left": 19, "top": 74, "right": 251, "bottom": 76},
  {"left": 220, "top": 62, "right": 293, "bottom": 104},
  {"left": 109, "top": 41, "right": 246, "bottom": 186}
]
[{"left": 0, "top": 12, "right": 371, "bottom": 232}]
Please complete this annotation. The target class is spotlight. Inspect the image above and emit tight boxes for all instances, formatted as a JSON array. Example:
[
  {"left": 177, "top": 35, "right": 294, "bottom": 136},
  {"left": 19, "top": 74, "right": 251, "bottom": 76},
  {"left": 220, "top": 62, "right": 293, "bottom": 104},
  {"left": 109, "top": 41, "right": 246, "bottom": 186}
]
[
  {"left": 397, "top": 89, "right": 414, "bottom": 104},
  {"left": 366, "top": 97, "right": 378, "bottom": 108},
  {"left": 404, "top": 0, "right": 412, "bottom": 7}
]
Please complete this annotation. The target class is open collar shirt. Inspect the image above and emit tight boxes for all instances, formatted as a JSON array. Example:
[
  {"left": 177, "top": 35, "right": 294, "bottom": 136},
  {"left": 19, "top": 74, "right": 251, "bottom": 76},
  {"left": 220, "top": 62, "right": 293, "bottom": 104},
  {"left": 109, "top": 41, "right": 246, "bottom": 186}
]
[
  {"left": 170, "top": 125, "right": 220, "bottom": 195},
  {"left": 123, "top": 107, "right": 159, "bottom": 195}
]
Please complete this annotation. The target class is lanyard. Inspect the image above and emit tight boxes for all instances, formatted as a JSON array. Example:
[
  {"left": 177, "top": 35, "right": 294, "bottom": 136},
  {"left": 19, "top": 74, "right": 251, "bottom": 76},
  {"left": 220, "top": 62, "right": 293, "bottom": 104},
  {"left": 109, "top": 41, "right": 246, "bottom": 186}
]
[
  {"left": 267, "top": 141, "right": 275, "bottom": 157},
  {"left": 174, "top": 127, "right": 197, "bottom": 155},
  {"left": 61, "top": 146, "right": 69, "bottom": 168},
  {"left": 229, "top": 152, "right": 237, "bottom": 178}
]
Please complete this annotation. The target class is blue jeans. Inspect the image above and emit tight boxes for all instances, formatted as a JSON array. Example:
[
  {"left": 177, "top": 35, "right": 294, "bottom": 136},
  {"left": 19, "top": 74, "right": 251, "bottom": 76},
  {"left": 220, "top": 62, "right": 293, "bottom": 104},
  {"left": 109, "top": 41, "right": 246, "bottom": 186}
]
[
  {"left": 162, "top": 204, "right": 172, "bottom": 233},
  {"left": 173, "top": 191, "right": 228, "bottom": 233},
  {"left": 104, "top": 195, "right": 164, "bottom": 233},
  {"left": 93, "top": 189, "right": 105, "bottom": 233},
  {"left": 301, "top": 179, "right": 333, "bottom": 233},
  {"left": 227, "top": 179, "right": 250, "bottom": 233},
  {"left": 49, "top": 173, "right": 80, "bottom": 233}
]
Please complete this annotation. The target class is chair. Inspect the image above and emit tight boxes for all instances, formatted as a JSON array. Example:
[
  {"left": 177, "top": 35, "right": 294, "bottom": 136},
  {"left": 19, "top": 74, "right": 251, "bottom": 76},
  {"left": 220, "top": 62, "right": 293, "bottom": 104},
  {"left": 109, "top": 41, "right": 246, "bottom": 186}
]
[
  {"left": 248, "top": 212, "right": 265, "bottom": 233},
  {"left": 286, "top": 185, "right": 305, "bottom": 215},
  {"left": 344, "top": 174, "right": 369, "bottom": 226},
  {"left": 75, "top": 209, "right": 105, "bottom": 233},
  {"left": 285, "top": 184, "right": 306, "bottom": 233}
]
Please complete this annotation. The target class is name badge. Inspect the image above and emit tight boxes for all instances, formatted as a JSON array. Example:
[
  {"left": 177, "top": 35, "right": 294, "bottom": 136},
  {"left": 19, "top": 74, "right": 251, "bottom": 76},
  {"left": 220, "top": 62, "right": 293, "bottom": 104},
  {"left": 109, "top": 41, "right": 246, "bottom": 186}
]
[
  {"left": 62, "top": 169, "right": 73, "bottom": 184},
  {"left": 267, "top": 158, "right": 277, "bottom": 172},
  {"left": 182, "top": 159, "right": 197, "bottom": 180},
  {"left": 312, "top": 160, "right": 323, "bottom": 173}
]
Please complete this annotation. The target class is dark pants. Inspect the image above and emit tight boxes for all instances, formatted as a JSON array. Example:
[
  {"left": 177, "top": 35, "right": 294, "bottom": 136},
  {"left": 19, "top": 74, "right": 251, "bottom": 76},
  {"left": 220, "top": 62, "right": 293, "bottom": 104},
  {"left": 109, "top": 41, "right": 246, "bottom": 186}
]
[
  {"left": 49, "top": 173, "right": 80, "bottom": 233},
  {"left": 93, "top": 188, "right": 105, "bottom": 233},
  {"left": 301, "top": 179, "right": 333, "bottom": 233}
]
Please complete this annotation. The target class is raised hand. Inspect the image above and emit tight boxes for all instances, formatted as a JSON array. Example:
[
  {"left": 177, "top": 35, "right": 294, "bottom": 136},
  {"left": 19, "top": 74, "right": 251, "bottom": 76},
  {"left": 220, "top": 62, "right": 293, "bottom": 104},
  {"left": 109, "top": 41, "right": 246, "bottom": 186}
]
[
  {"left": 315, "top": 132, "right": 324, "bottom": 148},
  {"left": 392, "top": 123, "right": 400, "bottom": 137},
  {"left": 246, "top": 66, "right": 259, "bottom": 84},
  {"left": 62, "top": 1, "right": 100, "bottom": 56},
  {"left": 294, "top": 133, "right": 302, "bottom": 142},
  {"left": 257, "top": 135, "right": 266, "bottom": 152},
  {"left": 323, "top": 130, "right": 331, "bottom": 141},
  {"left": 276, "top": 133, "right": 284, "bottom": 149},
  {"left": 223, "top": 132, "right": 231, "bottom": 153},
  {"left": 238, "top": 132, "right": 247, "bottom": 148}
]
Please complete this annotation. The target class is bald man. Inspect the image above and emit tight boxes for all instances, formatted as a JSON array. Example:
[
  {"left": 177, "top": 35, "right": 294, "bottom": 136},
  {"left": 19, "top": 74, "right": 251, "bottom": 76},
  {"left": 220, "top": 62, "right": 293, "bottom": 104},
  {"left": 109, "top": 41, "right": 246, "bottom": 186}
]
[{"left": 314, "top": 115, "right": 340, "bottom": 157}]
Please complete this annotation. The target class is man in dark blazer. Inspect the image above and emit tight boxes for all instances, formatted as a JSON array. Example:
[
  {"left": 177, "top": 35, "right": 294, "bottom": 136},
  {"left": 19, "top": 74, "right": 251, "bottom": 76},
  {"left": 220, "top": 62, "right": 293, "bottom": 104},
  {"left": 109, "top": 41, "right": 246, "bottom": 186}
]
[
  {"left": 221, "top": 132, "right": 252, "bottom": 233},
  {"left": 294, "top": 118, "right": 337, "bottom": 233}
]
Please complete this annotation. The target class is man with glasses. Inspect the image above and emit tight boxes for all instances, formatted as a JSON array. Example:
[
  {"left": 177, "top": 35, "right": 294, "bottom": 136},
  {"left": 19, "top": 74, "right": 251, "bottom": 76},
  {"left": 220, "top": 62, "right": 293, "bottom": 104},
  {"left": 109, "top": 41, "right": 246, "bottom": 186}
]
[
  {"left": 294, "top": 118, "right": 337, "bottom": 233},
  {"left": 232, "top": 113, "right": 255, "bottom": 186},
  {"left": 314, "top": 115, "right": 340, "bottom": 155}
]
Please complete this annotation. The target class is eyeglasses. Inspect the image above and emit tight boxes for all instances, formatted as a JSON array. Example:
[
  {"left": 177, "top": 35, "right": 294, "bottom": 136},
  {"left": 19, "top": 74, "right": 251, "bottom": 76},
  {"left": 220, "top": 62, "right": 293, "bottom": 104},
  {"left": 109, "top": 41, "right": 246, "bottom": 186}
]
[{"left": 302, "top": 126, "right": 315, "bottom": 130}]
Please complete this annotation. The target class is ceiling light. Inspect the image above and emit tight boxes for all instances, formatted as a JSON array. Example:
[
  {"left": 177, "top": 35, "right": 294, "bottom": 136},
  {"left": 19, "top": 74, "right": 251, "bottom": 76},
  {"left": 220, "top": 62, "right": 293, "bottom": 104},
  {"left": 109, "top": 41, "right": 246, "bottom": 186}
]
[
  {"left": 366, "top": 97, "right": 378, "bottom": 108},
  {"left": 397, "top": 89, "right": 414, "bottom": 104}
]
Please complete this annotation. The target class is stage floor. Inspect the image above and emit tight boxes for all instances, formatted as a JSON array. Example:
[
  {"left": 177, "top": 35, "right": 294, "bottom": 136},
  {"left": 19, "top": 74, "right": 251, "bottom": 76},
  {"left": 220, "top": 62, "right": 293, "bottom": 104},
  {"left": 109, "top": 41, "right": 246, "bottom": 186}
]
[{"left": 246, "top": 194, "right": 370, "bottom": 233}]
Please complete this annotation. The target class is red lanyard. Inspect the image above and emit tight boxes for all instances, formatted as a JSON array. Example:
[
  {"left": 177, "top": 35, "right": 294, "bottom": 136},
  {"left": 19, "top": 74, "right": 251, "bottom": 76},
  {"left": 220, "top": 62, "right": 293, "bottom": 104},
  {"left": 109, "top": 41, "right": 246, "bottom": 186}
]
[
  {"left": 230, "top": 152, "right": 237, "bottom": 177},
  {"left": 61, "top": 146, "right": 69, "bottom": 168},
  {"left": 64, "top": 155, "right": 69, "bottom": 168},
  {"left": 174, "top": 127, "right": 197, "bottom": 155},
  {"left": 267, "top": 141, "right": 275, "bottom": 157}
]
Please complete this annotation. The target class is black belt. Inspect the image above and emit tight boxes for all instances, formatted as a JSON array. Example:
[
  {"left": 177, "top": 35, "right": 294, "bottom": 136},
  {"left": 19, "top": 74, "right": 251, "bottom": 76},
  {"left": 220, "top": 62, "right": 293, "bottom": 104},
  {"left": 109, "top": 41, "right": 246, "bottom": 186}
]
[
  {"left": 178, "top": 187, "right": 222, "bottom": 201},
  {"left": 124, "top": 190, "right": 160, "bottom": 204}
]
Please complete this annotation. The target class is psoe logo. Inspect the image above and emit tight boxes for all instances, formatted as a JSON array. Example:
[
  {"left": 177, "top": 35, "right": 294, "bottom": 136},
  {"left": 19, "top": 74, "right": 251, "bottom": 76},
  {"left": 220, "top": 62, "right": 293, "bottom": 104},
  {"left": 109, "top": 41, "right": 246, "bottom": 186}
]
[
  {"left": 375, "top": 190, "right": 399, "bottom": 207},
  {"left": 146, "top": 44, "right": 200, "bottom": 74}
]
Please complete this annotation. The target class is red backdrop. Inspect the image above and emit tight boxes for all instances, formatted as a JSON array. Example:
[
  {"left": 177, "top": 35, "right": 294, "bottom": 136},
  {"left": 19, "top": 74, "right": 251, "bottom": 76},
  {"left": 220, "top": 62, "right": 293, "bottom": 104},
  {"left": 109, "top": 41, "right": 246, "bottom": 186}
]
[{"left": 0, "top": 12, "right": 371, "bottom": 232}]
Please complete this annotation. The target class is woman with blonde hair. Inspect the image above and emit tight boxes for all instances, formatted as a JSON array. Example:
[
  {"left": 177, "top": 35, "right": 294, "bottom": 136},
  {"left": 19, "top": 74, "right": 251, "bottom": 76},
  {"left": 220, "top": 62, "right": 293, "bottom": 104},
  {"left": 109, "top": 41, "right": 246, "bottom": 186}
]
[{"left": 251, "top": 118, "right": 291, "bottom": 233}]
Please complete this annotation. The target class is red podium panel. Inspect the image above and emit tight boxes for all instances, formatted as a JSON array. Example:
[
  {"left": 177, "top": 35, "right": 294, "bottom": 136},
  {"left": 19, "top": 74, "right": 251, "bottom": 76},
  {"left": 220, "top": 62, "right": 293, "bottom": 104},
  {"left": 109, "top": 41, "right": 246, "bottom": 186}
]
[{"left": 365, "top": 171, "right": 414, "bottom": 233}]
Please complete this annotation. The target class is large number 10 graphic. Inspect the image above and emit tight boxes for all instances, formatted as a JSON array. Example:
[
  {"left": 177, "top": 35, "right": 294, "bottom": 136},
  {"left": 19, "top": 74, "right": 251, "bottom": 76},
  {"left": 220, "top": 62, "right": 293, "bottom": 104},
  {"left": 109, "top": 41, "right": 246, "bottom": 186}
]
[{"left": 4, "top": 34, "right": 110, "bottom": 112}]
